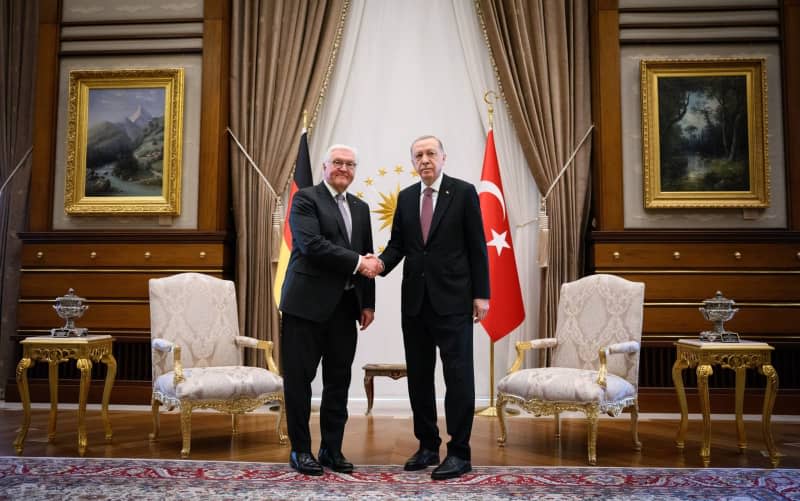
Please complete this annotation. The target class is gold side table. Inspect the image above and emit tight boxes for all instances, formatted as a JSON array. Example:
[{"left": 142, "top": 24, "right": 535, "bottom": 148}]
[
  {"left": 672, "top": 339, "right": 779, "bottom": 467},
  {"left": 13, "top": 335, "right": 117, "bottom": 456}
]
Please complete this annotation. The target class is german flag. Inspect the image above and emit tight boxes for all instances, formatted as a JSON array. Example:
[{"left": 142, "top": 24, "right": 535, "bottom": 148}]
[{"left": 273, "top": 129, "right": 312, "bottom": 306}]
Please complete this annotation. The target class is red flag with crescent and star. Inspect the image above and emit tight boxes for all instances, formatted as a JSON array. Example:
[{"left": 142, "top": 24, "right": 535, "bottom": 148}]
[{"left": 478, "top": 129, "right": 525, "bottom": 342}]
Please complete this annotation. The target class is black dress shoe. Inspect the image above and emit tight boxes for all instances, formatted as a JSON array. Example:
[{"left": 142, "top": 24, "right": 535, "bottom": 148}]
[
  {"left": 289, "top": 451, "right": 324, "bottom": 476},
  {"left": 431, "top": 455, "right": 471, "bottom": 480},
  {"left": 403, "top": 448, "right": 440, "bottom": 471},
  {"left": 318, "top": 448, "right": 354, "bottom": 473}
]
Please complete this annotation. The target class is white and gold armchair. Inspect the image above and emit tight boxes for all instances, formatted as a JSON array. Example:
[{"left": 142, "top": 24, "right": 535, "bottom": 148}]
[
  {"left": 496, "top": 274, "right": 645, "bottom": 465},
  {"left": 148, "top": 272, "right": 286, "bottom": 457}
]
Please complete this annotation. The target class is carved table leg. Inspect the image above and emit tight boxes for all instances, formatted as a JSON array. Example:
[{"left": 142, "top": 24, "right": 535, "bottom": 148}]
[
  {"left": 760, "top": 363, "right": 780, "bottom": 467},
  {"left": 364, "top": 373, "right": 375, "bottom": 416},
  {"left": 101, "top": 353, "right": 117, "bottom": 441},
  {"left": 76, "top": 357, "right": 92, "bottom": 456},
  {"left": 697, "top": 363, "right": 713, "bottom": 467},
  {"left": 671, "top": 358, "right": 689, "bottom": 449},
  {"left": 734, "top": 366, "right": 747, "bottom": 452},
  {"left": 13, "top": 357, "right": 33, "bottom": 455},
  {"left": 48, "top": 359, "right": 59, "bottom": 442}
]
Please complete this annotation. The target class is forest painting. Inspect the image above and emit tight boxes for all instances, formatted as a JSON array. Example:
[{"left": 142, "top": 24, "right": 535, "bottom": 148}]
[
  {"left": 65, "top": 68, "right": 184, "bottom": 215},
  {"left": 641, "top": 59, "right": 769, "bottom": 209},
  {"left": 658, "top": 75, "right": 748, "bottom": 192}
]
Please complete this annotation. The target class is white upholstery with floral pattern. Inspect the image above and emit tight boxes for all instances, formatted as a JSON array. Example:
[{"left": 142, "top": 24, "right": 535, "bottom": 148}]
[
  {"left": 148, "top": 273, "right": 286, "bottom": 458},
  {"left": 495, "top": 274, "right": 645, "bottom": 465}
]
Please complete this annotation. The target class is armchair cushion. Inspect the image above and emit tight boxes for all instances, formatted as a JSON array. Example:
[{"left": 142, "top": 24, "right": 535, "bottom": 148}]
[
  {"left": 498, "top": 367, "right": 635, "bottom": 404},
  {"left": 155, "top": 366, "right": 283, "bottom": 401}
]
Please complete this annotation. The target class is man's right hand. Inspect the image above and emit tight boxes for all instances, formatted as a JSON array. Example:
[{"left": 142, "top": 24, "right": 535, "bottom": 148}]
[{"left": 358, "top": 254, "right": 383, "bottom": 278}]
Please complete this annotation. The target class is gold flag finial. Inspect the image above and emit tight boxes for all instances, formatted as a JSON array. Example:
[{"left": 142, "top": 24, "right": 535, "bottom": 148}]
[{"left": 483, "top": 90, "right": 497, "bottom": 129}]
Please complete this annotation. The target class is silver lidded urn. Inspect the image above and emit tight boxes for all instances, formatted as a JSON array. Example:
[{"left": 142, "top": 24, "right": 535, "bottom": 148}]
[
  {"left": 698, "top": 291, "right": 740, "bottom": 343},
  {"left": 51, "top": 288, "right": 89, "bottom": 337}
]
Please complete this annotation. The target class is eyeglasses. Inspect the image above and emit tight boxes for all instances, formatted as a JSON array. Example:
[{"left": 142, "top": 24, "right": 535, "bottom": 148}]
[{"left": 330, "top": 159, "right": 357, "bottom": 169}]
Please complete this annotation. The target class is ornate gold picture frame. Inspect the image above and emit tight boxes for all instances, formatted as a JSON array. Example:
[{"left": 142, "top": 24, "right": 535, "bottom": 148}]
[
  {"left": 65, "top": 68, "right": 184, "bottom": 215},
  {"left": 641, "top": 58, "right": 769, "bottom": 209}
]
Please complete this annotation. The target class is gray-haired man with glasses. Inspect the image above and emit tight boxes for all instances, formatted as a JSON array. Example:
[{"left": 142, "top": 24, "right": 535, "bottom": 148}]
[{"left": 280, "top": 144, "right": 383, "bottom": 476}]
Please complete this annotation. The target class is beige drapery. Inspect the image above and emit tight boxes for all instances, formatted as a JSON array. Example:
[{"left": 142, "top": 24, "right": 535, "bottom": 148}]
[
  {"left": 229, "top": 0, "right": 347, "bottom": 364},
  {"left": 0, "top": 1, "right": 37, "bottom": 398},
  {"left": 477, "top": 0, "right": 592, "bottom": 341}
]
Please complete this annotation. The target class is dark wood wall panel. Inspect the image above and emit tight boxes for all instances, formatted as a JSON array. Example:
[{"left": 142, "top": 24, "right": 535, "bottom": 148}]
[
  {"left": 21, "top": 273, "right": 172, "bottom": 299},
  {"left": 609, "top": 273, "right": 800, "bottom": 301},
  {"left": 594, "top": 242, "right": 800, "bottom": 269},
  {"left": 589, "top": 0, "right": 800, "bottom": 414},
  {"left": 590, "top": 0, "right": 625, "bottom": 230},
  {"left": 198, "top": 1, "right": 230, "bottom": 231},
  {"left": 643, "top": 306, "right": 800, "bottom": 334},
  {"left": 27, "top": 0, "right": 60, "bottom": 231},
  {"left": 17, "top": 302, "right": 150, "bottom": 329},
  {"left": 8, "top": 233, "right": 231, "bottom": 404},
  {"left": 784, "top": 0, "right": 800, "bottom": 229},
  {"left": 21, "top": 242, "right": 226, "bottom": 268},
  {"left": 5, "top": 1, "right": 233, "bottom": 406}
]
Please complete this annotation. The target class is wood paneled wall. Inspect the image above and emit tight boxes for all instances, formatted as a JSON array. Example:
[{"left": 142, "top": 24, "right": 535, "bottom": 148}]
[
  {"left": 589, "top": 0, "right": 800, "bottom": 414},
  {"left": 6, "top": 0, "right": 233, "bottom": 405}
]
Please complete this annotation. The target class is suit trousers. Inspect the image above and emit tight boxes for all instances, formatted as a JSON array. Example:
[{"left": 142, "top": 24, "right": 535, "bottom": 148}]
[
  {"left": 401, "top": 289, "right": 475, "bottom": 461},
  {"left": 281, "top": 289, "right": 358, "bottom": 454}
]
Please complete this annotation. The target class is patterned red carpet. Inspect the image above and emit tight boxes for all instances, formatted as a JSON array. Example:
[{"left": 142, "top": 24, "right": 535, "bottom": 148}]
[{"left": 0, "top": 456, "right": 797, "bottom": 500}]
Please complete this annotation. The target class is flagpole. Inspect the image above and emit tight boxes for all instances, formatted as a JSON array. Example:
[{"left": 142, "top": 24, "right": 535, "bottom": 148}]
[
  {"left": 475, "top": 90, "right": 498, "bottom": 418},
  {"left": 475, "top": 341, "right": 498, "bottom": 417}
]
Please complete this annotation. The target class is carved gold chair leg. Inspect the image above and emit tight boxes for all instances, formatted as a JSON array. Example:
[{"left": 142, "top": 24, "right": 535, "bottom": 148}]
[
  {"left": 149, "top": 400, "right": 160, "bottom": 441},
  {"left": 554, "top": 412, "right": 561, "bottom": 439},
  {"left": 496, "top": 394, "right": 508, "bottom": 446},
  {"left": 180, "top": 405, "right": 192, "bottom": 458},
  {"left": 587, "top": 408, "right": 599, "bottom": 466},
  {"left": 631, "top": 401, "right": 642, "bottom": 451},
  {"left": 277, "top": 401, "right": 288, "bottom": 444}
]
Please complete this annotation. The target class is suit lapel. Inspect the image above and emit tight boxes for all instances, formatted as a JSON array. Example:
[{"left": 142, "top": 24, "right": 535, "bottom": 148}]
[
  {"left": 346, "top": 194, "right": 359, "bottom": 248},
  {"left": 427, "top": 174, "right": 452, "bottom": 243},
  {"left": 407, "top": 183, "right": 424, "bottom": 244},
  {"left": 318, "top": 182, "right": 350, "bottom": 246}
]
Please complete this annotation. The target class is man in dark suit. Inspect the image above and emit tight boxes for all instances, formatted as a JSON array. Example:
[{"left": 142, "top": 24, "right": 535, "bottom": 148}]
[
  {"left": 280, "top": 144, "right": 382, "bottom": 476},
  {"left": 378, "top": 135, "right": 490, "bottom": 480}
]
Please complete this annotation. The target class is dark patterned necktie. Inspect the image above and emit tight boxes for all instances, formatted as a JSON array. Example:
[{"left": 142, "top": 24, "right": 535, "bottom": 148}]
[{"left": 421, "top": 187, "right": 433, "bottom": 243}]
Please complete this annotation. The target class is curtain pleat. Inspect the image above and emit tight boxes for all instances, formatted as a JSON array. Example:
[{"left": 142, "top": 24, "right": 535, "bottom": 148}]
[
  {"left": 0, "top": 0, "right": 37, "bottom": 399},
  {"left": 478, "top": 0, "right": 592, "bottom": 343},
  {"left": 229, "top": 0, "right": 346, "bottom": 367}
]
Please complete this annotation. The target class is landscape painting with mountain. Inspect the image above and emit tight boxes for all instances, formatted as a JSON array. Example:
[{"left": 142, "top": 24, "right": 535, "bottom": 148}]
[{"left": 85, "top": 87, "right": 166, "bottom": 197}]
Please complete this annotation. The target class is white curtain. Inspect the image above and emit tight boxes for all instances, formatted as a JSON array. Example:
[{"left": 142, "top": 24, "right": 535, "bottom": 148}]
[{"left": 308, "top": 0, "right": 540, "bottom": 407}]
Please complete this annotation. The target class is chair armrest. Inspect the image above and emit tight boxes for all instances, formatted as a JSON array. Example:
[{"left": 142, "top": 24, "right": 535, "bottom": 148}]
[
  {"left": 235, "top": 335, "right": 280, "bottom": 374},
  {"left": 151, "top": 338, "right": 184, "bottom": 385},
  {"left": 508, "top": 337, "right": 558, "bottom": 374},
  {"left": 597, "top": 341, "right": 640, "bottom": 388},
  {"left": 152, "top": 338, "right": 174, "bottom": 352}
]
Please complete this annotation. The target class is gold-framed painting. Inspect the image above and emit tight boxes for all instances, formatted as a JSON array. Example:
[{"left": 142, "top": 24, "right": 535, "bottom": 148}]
[
  {"left": 640, "top": 58, "right": 769, "bottom": 209},
  {"left": 64, "top": 68, "right": 184, "bottom": 215}
]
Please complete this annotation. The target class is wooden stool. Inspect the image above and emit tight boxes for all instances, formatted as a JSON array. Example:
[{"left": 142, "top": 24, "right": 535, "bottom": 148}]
[{"left": 362, "top": 363, "right": 407, "bottom": 415}]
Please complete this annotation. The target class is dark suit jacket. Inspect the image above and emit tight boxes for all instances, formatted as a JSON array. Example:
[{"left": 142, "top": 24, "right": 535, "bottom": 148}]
[
  {"left": 379, "top": 173, "right": 489, "bottom": 316},
  {"left": 280, "top": 182, "right": 375, "bottom": 323}
]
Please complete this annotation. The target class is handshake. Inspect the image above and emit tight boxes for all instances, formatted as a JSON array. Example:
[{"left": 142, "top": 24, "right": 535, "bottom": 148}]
[{"left": 358, "top": 253, "right": 384, "bottom": 279}]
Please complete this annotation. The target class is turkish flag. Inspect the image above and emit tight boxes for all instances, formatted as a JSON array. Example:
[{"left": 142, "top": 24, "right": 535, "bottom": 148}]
[{"left": 478, "top": 130, "right": 525, "bottom": 342}]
